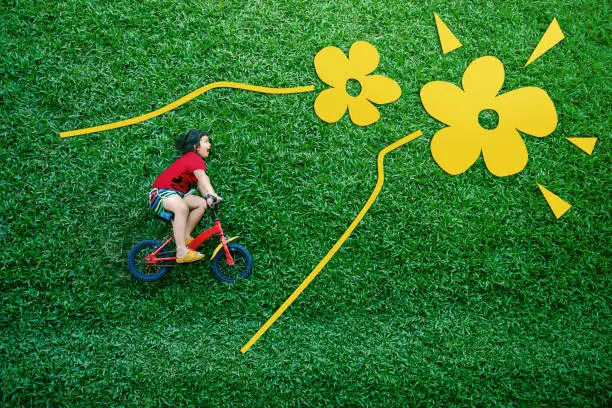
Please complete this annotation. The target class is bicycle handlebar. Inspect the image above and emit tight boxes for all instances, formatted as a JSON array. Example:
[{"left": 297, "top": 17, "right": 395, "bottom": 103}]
[
  {"left": 204, "top": 194, "right": 224, "bottom": 221},
  {"left": 204, "top": 193, "right": 224, "bottom": 206}
]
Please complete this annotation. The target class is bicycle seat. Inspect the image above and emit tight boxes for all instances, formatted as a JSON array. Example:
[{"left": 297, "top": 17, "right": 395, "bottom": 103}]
[{"left": 159, "top": 210, "right": 174, "bottom": 222}]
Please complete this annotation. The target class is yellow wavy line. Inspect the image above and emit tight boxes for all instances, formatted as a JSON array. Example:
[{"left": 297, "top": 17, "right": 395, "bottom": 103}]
[
  {"left": 59, "top": 82, "right": 315, "bottom": 138},
  {"left": 240, "top": 129, "right": 423, "bottom": 354}
]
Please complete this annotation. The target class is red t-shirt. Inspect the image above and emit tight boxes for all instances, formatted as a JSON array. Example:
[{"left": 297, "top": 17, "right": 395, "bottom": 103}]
[{"left": 152, "top": 152, "right": 207, "bottom": 193}]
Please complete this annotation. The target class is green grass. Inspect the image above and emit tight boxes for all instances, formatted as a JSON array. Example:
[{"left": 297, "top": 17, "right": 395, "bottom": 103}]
[{"left": 1, "top": 0, "right": 610, "bottom": 406}]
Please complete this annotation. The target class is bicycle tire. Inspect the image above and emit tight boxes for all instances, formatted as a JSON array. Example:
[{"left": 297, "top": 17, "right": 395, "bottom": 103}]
[
  {"left": 128, "top": 240, "right": 172, "bottom": 282},
  {"left": 211, "top": 243, "right": 253, "bottom": 283}
]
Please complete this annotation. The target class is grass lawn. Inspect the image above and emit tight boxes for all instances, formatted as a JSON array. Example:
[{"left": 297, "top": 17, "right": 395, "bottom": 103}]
[{"left": 1, "top": 0, "right": 610, "bottom": 406}]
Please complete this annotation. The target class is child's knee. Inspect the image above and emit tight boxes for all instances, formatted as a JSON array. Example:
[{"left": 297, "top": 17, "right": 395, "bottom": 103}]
[
  {"left": 164, "top": 198, "right": 189, "bottom": 217},
  {"left": 177, "top": 201, "right": 190, "bottom": 215},
  {"left": 187, "top": 195, "right": 207, "bottom": 211},
  {"left": 194, "top": 198, "right": 207, "bottom": 213}
]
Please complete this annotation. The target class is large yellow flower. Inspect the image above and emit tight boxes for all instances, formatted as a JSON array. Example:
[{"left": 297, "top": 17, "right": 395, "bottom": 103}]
[
  {"left": 314, "top": 41, "right": 401, "bottom": 126},
  {"left": 420, "top": 56, "right": 558, "bottom": 177}
]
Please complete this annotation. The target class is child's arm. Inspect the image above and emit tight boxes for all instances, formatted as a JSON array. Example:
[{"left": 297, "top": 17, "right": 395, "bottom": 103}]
[{"left": 194, "top": 169, "right": 221, "bottom": 205}]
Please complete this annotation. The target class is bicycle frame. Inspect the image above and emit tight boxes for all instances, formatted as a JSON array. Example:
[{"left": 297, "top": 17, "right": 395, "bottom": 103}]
[{"left": 144, "top": 209, "right": 235, "bottom": 266}]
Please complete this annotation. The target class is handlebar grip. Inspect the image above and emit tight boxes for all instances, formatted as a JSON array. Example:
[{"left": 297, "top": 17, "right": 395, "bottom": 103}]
[{"left": 204, "top": 194, "right": 223, "bottom": 204}]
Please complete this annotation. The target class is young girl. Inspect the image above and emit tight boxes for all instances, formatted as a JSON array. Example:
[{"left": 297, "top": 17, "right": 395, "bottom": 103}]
[{"left": 149, "top": 129, "right": 221, "bottom": 263}]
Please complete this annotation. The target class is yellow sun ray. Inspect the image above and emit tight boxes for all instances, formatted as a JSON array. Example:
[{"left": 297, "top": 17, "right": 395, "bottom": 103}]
[
  {"left": 240, "top": 130, "right": 423, "bottom": 353},
  {"left": 434, "top": 13, "right": 462, "bottom": 54},
  {"left": 524, "top": 18, "right": 565, "bottom": 67},
  {"left": 567, "top": 137, "right": 598, "bottom": 155},
  {"left": 537, "top": 183, "right": 572, "bottom": 219}
]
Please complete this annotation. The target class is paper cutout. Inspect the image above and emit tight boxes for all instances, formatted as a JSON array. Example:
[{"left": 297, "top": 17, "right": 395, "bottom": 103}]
[
  {"left": 241, "top": 130, "right": 423, "bottom": 353},
  {"left": 420, "top": 56, "right": 557, "bottom": 177},
  {"left": 314, "top": 41, "right": 401, "bottom": 126},
  {"left": 56, "top": 11, "right": 581, "bottom": 356},
  {"left": 567, "top": 137, "right": 598, "bottom": 155},
  {"left": 537, "top": 184, "right": 572, "bottom": 219},
  {"left": 525, "top": 18, "right": 565, "bottom": 67},
  {"left": 434, "top": 13, "right": 462, "bottom": 54},
  {"left": 60, "top": 82, "right": 315, "bottom": 138}
]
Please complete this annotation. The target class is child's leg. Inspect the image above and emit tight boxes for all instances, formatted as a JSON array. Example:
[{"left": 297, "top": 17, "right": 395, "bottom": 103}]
[
  {"left": 183, "top": 195, "right": 208, "bottom": 240},
  {"left": 161, "top": 195, "right": 196, "bottom": 258}
]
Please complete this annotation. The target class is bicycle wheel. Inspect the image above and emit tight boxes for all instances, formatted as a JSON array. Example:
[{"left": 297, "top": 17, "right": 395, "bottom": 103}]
[
  {"left": 211, "top": 243, "right": 253, "bottom": 283},
  {"left": 128, "top": 240, "right": 172, "bottom": 282}
]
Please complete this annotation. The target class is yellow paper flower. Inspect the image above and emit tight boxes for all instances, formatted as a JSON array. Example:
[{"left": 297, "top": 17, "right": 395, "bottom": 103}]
[
  {"left": 420, "top": 56, "right": 558, "bottom": 177},
  {"left": 314, "top": 41, "right": 402, "bottom": 126}
]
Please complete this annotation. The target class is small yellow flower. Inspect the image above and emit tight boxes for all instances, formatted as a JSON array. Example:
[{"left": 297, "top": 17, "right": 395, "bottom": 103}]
[
  {"left": 420, "top": 56, "right": 558, "bottom": 177},
  {"left": 314, "top": 41, "right": 401, "bottom": 126}
]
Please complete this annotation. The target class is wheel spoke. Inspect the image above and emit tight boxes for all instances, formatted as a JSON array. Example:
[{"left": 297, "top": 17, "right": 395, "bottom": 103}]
[
  {"left": 212, "top": 244, "right": 252, "bottom": 282},
  {"left": 128, "top": 240, "right": 173, "bottom": 281}
]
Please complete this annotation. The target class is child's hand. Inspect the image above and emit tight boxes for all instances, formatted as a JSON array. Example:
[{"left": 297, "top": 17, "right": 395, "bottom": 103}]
[{"left": 205, "top": 193, "right": 222, "bottom": 207}]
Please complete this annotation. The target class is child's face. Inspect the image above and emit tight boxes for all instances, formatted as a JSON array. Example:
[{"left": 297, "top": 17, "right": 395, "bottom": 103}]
[{"left": 196, "top": 135, "right": 211, "bottom": 158}]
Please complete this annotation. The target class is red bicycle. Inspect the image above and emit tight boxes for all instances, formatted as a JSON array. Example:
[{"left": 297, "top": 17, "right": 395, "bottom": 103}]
[{"left": 128, "top": 199, "right": 252, "bottom": 282}]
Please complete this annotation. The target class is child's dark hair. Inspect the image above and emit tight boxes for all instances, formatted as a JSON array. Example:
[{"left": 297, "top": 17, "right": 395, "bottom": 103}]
[{"left": 175, "top": 129, "right": 210, "bottom": 155}]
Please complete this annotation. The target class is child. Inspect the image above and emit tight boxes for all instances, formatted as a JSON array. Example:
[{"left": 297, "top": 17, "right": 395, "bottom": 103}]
[{"left": 149, "top": 129, "right": 221, "bottom": 263}]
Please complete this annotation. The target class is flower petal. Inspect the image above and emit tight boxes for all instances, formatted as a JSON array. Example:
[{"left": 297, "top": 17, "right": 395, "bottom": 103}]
[
  {"left": 431, "top": 126, "right": 482, "bottom": 175},
  {"left": 314, "top": 46, "right": 350, "bottom": 87},
  {"left": 420, "top": 81, "right": 471, "bottom": 126},
  {"left": 359, "top": 75, "right": 402, "bottom": 105},
  {"left": 481, "top": 128, "right": 528, "bottom": 177},
  {"left": 492, "top": 87, "right": 558, "bottom": 137},
  {"left": 348, "top": 41, "right": 379, "bottom": 76},
  {"left": 348, "top": 97, "right": 380, "bottom": 126},
  {"left": 314, "top": 88, "right": 349, "bottom": 123},
  {"left": 462, "top": 56, "right": 505, "bottom": 101}
]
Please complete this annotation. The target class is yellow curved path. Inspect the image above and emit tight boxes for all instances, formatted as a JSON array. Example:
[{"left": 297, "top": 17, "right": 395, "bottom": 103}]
[
  {"left": 241, "top": 129, "right": 423, "bottom": 353},
  {"left": 60, "top": 82, "right": 315, "bottom": 138}
]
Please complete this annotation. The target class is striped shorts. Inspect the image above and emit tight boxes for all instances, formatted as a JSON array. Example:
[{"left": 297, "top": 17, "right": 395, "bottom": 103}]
[{"left": 148, "top": 188, "right": 194, "bottom": 218}]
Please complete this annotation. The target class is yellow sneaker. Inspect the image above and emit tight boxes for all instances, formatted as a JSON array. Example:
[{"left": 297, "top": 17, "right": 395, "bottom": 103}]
[{"left": 176, "top": 250, "right": 204, "bottom": 264}]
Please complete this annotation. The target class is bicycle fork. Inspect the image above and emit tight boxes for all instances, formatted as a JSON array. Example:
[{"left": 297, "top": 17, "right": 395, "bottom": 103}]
[{"left": 212, "top": 221, "right": 236, "bottom": 266}]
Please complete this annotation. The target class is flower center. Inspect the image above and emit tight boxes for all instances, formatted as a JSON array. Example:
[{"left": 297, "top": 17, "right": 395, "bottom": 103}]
[
  {"left": 478, "top": 109, "right": 500, "bottom": 130},
  {"left": 345, "top": 78, "right": 362, "bottom": 97}
]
